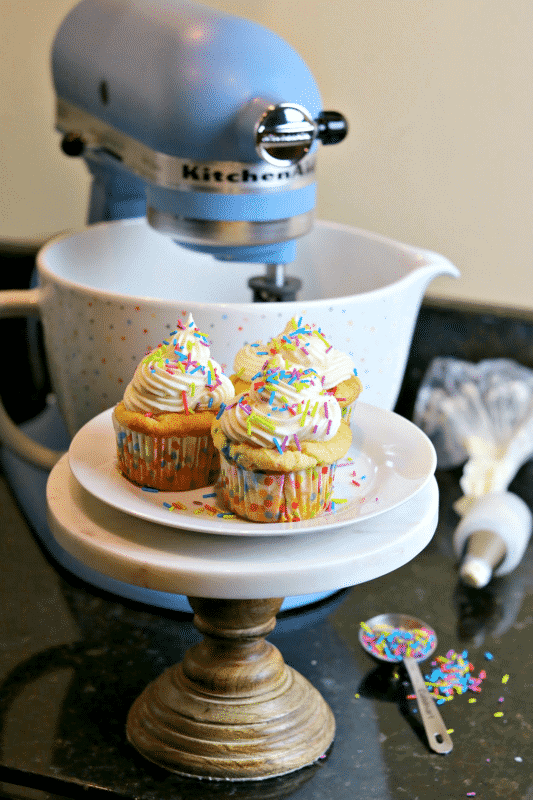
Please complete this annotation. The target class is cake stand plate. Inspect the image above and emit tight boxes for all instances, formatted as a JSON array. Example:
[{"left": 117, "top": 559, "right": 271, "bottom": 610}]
[{"left": 46, "top": 456, "right": 439, "bottom": 780}]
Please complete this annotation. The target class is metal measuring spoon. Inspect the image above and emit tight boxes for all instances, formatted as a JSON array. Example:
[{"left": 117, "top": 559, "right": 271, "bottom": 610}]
[{"left": 359, "top": 613, "right": 453, "bottom": 754}]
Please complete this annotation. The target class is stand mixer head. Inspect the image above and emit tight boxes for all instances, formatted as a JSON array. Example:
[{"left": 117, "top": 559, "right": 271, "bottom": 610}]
[{"left": 52, "top": 0, "right": 348, "bottom": 300}]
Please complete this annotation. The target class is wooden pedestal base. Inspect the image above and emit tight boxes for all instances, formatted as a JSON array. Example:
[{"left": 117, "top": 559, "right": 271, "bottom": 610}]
[{"left": 126, "top": 597, "right": 335, "bottom": 780}]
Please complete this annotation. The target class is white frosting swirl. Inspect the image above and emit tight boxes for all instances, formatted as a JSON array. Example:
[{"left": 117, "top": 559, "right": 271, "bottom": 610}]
[
  {"left": 123, "top": 313, "right": 234, "bottom": 414},
  {"left": 233, "top": 317, "right": 357, "bottom": 390},
  {"left": 220, "top": 354, "right": 341, "bottom": 448},
  {"left": 232, "top": 343, "right": 271, "bottom": 382}
]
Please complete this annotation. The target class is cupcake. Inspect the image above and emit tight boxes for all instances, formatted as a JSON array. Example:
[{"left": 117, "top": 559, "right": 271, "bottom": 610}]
[
  {"left": 212, "top": 354, "right": 352, "bottom": 522},
  {"left": 231, "top": 317, "right": 362, "bottom": 421},
  {"left": 113, "top": 314, "right": 234, "bottom": 491}
]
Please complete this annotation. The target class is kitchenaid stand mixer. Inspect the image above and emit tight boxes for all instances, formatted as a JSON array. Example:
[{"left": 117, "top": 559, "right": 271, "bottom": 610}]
[
  {"left": 53, "top": 0, "right": 348, "bottom": 301},
  {"left": 50, "top": 0, "right": 346, "bottom": 614}
]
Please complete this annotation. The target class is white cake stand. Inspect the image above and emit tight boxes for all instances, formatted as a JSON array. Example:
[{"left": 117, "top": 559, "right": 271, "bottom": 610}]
[{"left": 46, "top": 453, "right": 439, "bottom": 781}]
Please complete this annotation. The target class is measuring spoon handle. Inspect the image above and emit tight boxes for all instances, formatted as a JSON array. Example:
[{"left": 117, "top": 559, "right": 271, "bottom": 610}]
[{"left": 403, "top": 656, "right": 453, "bottom": 754}]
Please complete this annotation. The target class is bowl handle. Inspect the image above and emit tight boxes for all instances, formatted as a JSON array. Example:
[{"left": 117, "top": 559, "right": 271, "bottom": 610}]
[{"left": 0, "top": 289, "right": 63, "bottom": 469}]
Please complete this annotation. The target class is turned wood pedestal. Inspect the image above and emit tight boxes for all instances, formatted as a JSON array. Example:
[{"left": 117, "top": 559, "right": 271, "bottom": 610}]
[{"left": 126, "top": 597, "right": 334, "bottom": 779}]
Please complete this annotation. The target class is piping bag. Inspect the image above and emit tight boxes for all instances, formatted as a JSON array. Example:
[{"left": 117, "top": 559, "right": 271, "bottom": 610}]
[{"left": 414, "top": 358, "right": 533, "bottom": 588}]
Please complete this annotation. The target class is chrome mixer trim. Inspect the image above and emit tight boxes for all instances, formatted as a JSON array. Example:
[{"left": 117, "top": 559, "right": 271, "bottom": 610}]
[
  {"left": 146, "top": 208, "right": 314, "bottom": 245},
  {"left": 255, "top": 102, "right": 318, "bottom": 166},
  {"left": 56, "top": 99, "right": 317, "bottom": 193}
]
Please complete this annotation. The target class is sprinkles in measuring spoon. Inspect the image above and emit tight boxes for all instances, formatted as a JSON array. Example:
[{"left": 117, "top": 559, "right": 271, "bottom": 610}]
[{"left": 360, "top": 621, "right": 437, "bottom": 661}]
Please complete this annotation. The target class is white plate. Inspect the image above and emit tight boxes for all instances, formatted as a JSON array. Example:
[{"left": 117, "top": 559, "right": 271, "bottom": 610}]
[{"left": 68, "top": 403, "right": 436, "bottom": 537}]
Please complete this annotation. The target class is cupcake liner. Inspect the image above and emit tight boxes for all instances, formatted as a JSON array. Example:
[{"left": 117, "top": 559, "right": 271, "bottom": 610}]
[
  {"left": 113, "top": 418, "right": 219, "bottom": 491},
  {"left": 219, "top": 454, "right": 336, "bottom": 522}
]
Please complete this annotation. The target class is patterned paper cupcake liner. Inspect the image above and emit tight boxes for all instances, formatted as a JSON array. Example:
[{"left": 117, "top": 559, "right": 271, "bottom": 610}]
[
  {"left": 113, "top": 419, "right": 219, "bottom": 491},
  {"left": 219, "top": 454, "right": 336, "bottom": 522}
]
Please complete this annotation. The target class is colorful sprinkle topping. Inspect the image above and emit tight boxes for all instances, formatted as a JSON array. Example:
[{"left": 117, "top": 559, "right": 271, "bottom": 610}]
[{"left": 360, "top": 622, "right": 437, "bottom": 662}]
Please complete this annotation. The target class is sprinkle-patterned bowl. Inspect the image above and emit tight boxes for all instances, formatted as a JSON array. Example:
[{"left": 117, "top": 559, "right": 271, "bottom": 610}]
[{"left": 0, "top": 217, "right": 458, "bottom": 467}]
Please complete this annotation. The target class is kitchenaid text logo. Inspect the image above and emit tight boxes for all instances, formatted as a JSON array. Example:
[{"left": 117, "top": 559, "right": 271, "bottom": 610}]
[{"left": 180, "top": 157, "right": 316, "bottom": 187}]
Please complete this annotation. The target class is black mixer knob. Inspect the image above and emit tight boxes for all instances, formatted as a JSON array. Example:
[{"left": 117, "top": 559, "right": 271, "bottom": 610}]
[
  {"left": 316, "top": 111, "right": 348, "bottom": 146},
  {"left": 61, "top": 133, "right": 86, "bottom": 157}
]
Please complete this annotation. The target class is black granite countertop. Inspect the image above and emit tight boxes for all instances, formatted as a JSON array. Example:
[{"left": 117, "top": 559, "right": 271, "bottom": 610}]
[{"left": 2, "top": 300, "right": 533, "bottom": 800}]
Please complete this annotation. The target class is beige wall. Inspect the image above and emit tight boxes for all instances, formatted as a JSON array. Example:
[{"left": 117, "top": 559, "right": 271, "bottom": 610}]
[{"left": 2, "top": 0, "right": 533, "bottom": 310}]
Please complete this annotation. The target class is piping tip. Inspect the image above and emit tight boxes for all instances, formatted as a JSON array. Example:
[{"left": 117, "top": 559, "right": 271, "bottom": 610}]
[{"left": 459, "top": 556, "right": 493, "bottom": 589}]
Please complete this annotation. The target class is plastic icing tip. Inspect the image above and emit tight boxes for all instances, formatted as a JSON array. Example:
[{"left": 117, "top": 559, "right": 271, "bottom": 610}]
[{"left": 460, "top": 556, "right": 492, "bottom": 588}]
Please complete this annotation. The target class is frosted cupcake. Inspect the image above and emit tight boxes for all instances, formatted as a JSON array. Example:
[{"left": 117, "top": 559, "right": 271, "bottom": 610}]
[
  {"left": 231, "top": 317, "right": 362, "bottom": 421},
  {"left": 113, "top": 314, "right": 234, "bottom": 491},
  {"left": 212, "top": 354, "right": 352, "bottom": 522}
]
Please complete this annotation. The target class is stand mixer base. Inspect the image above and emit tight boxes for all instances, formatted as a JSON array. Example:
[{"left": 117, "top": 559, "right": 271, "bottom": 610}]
[{"left": 126, "top": 597, "right": 335, "bottom": 780}]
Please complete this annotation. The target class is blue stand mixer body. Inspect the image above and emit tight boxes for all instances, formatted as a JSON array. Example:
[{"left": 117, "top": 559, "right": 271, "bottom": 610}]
[{"left": 52, "top": 0, "right": 338, "bottom": 264}]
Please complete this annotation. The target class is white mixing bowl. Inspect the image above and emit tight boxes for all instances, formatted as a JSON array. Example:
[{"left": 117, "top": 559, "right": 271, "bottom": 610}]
[{"left": 0, "top": 217, "right": 458, "bottom": 468}]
